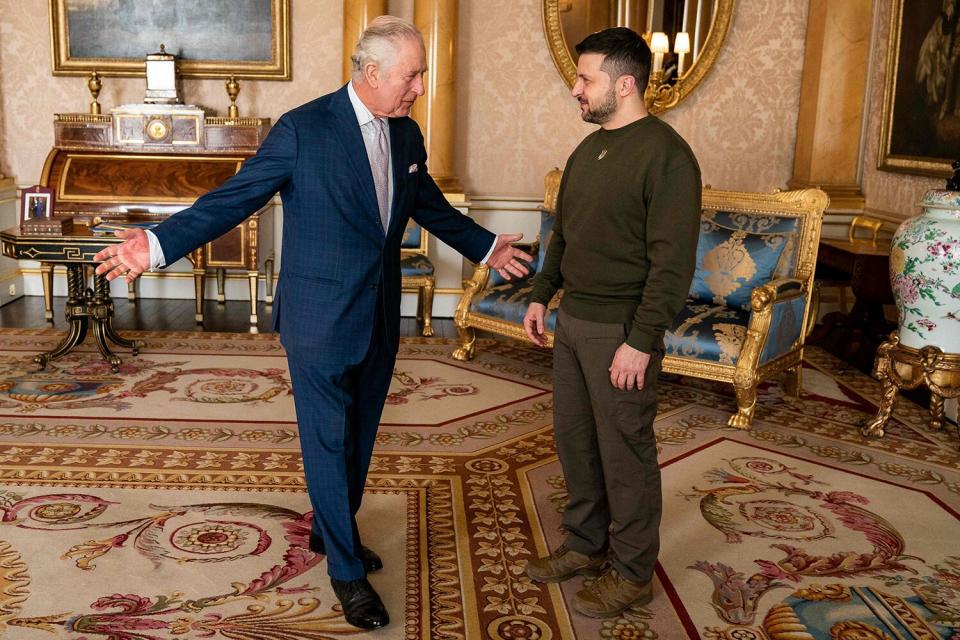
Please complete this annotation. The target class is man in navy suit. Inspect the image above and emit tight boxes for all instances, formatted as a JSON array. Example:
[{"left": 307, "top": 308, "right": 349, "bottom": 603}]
[{"left": 95, "top": 16, "right": 532, "bottom": 630}]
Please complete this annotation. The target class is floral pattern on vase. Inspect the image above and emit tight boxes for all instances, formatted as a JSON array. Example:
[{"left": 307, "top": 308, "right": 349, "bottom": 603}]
[{"left": 889, "top": 189, "right": 960, "bottom": 350}]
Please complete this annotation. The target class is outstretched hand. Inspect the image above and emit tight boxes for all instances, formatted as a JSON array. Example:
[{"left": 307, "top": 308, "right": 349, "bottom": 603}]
[
  {"left": 93, "top": 228, "right": 151, "bottom": 283},
  {"left": 487, "top": 234, "right": 534, "bottom": 280}
]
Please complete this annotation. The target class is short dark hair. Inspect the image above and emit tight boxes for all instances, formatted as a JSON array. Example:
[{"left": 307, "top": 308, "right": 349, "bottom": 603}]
[{"left": 575, "top": 27, "right": 651, "bottom": 92}]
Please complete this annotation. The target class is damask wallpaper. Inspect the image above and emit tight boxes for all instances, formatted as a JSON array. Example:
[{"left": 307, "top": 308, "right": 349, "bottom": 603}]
[
  {"left": 456, "top": 0, "right": 810, "bottom": 196},
  {"left": 0, "top": 0, "right": 931, "bottom": 208},
  {"left": 862, "top": 0, "right": 940, "bottom": 219},
  {"left": 0, "top": 0, "right": 344, "bottom": 185}
]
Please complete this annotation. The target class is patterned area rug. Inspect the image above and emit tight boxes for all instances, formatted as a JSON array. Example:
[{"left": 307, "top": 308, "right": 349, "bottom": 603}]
[{"left": 1, "top": 329, "right": 958, "bottom": 639}]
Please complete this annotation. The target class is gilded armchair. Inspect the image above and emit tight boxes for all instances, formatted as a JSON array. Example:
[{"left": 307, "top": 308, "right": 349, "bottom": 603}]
[
  {"left": 401, "top": 220, "right": 436, "bottom": 336},
  {"left": 661, "top": 188, "right": 828, "bottom": 428},
  {"left": 452, "top": 169, "right": 562, "bottom": 360},
  {"left": 453, "top": 171, "right": 829, "bottom": 429}
]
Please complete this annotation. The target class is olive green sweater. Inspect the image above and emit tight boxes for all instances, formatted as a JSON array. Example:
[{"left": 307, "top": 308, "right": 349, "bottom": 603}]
[{"left": 529, "top": 115, "right": 701, "bottom": 353}]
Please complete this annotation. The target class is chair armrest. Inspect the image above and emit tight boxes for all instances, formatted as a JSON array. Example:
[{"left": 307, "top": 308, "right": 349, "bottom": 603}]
[
  {"left": 463, "top": 263, "right": 492, "bottom": 293},
  {"left": 750, "top": 277, "right": 807, "bottom": 312}
]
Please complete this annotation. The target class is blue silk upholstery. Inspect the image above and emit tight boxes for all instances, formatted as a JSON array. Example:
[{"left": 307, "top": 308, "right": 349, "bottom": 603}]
[
  {"left": 689, "top": 210, "right": 800, "bottom": 310},
  {"left": 486, "top": 209, "right": 555, "bottom": 287},
  {"left": 466, "top": 205, "right": 804, "bottom": 371},
  {"left": 664, "top": 300, "right": 750, "bottom": 365},
  {"left": 400, "top": 253, "right": 434, "bottom": 277},
  {"left": 468, "top": 206, "right": 560, "bottom": 330},
  {"left": 402, "top": 219, "right": 423, "bottom": 249},
  {"left": 471, "top": 278, "right": 559, "bottom": 332},
  {"left": 760, "top": 296, "right": 805, "bottom": 365}
]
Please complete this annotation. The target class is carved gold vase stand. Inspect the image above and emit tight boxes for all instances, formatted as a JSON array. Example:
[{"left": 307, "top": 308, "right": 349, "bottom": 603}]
[{"left": 861, "top": 332, "right": 960, "bottom": 438}]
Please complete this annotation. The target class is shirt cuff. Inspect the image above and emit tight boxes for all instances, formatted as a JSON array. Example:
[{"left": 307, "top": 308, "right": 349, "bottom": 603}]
[
  {"left": 478, "top": 238, "right": 497, "bottom": 265},
  {"left": 145, "top": 230, "right": 166, "bottom": 271}
]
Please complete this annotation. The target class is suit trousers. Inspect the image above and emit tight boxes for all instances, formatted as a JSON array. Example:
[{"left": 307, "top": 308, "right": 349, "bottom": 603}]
[
  {"left": 286, "top": 297, "right": 395, "bottom": 581},
  {"left": 552, "top": 307, "right": 663, "bottom": 584}
]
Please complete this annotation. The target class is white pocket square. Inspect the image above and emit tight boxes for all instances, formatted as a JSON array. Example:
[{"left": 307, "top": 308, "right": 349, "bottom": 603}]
[{"left": 408, "top": 163, "right": 418, "bottom": 173}]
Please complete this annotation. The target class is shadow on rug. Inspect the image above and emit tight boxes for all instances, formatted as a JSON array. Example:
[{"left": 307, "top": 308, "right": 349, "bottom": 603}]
[{"left": 1, "top": 329, "right": 958, "bottom": 639}]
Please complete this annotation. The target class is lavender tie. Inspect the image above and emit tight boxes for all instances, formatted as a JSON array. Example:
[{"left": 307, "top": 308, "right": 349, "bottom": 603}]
[{"left": 370, "top": 117, "right": 390, "bottom": 232}]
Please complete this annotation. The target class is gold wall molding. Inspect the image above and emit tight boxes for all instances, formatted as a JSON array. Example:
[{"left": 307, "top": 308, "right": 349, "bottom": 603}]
[
  {"left": 789, "top": 0, "right": 872, "bottom": 210},
  {"left": 342, "top": 0, "right": 388, "bottom": 83},
  {"left": 413, "top": 0, "right": 463, "bottom": 195}
]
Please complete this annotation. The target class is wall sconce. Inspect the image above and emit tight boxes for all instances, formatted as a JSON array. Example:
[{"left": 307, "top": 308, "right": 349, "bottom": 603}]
[
  {"left": 650, "top": 31, "right": 670, "bottom": 73},
  {"left": 674, "top": 31, "right": 691, "bottom": 76}
]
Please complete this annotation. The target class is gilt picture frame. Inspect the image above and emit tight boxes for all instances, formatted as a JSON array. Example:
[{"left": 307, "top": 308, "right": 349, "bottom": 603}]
[
  {"left": 878, "top": 0, "right": 959, "bottom": 178},
  {"left": 49, "top": 0, "right": 290, "bottom": 80}
]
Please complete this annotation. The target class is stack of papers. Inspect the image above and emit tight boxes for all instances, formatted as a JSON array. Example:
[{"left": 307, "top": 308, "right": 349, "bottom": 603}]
[{"left": 90, "top": 221, "right": 159, "bottom": 236}]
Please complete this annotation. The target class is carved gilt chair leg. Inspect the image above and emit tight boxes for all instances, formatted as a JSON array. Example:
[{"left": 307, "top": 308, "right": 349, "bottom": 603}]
[
  {"left": 127, "top": 279, "right": 137, "bottom": 302},
  {"left": 421, "top": 279, "right": 435, "bottom": 337},
  {"left": 452, "top": 324, "right": 476, "bottom": 361},
  {"left": 783, "top": 365, "right": 802, "bottom": 399},
  {"left": 729, "top": 381, "right": 757, "bottom": 429}
]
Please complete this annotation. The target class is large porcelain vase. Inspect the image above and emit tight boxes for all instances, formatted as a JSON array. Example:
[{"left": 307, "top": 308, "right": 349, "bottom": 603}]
[{"left": 889, "top": 189, "right": 960, "bottom": 352}]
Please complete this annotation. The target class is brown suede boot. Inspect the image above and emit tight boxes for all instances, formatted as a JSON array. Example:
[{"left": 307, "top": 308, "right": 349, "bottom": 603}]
[
  {"left": 524, "top": 543, "right": 607, "bottom": 583},
  {"left": 572, "top": 566, "right": 653, "bottom": 617}
]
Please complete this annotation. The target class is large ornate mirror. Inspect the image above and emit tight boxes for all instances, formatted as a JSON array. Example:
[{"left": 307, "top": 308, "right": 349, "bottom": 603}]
[{"left": 543, "top": 0, "right": 734, "bottom": 113}]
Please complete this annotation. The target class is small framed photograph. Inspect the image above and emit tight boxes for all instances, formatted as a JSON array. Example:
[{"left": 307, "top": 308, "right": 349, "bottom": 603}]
[{"left": 20, "top": 186, "right": 55, "bottom": 227}]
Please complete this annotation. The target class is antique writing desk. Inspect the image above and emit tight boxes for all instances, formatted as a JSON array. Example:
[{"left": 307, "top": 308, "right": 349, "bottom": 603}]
[
  {"left": 38, "top": 106, "right": 274, "bottom": 326},
  {"left": 1, "top": 226, "right": 136, "bottom": 371}
]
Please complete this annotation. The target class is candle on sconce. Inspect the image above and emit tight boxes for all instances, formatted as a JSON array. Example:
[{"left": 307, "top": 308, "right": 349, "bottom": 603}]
[
  {"left": 674, "top": 31, "right": 691, "bottom": 76},
  {"left": 650, "top": 32, "right": 670, "bottom": 73}
]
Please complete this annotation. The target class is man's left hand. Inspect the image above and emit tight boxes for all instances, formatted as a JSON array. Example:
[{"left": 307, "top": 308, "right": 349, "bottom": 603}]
[
  {"left": 609, "top": 343, "right": 651, "bottom": 390},
  {"left": 487, "top": 234, "right": 534, "bottom": 280}
]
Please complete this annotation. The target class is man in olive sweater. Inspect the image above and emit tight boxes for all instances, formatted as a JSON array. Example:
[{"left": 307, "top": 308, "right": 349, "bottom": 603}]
[{"left": 523, "top": 28, "right": 701, "bottom": 617}]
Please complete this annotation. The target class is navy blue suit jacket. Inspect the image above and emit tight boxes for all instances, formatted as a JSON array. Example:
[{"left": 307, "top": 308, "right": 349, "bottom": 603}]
[{"left": 154, "top": 85, "right": 495, "bottom": 364}]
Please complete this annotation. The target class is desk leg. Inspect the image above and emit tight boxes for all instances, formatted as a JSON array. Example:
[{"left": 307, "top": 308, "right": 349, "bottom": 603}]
[
  {"left": 40, "top": 263, "right": 54, "bottom": 322},
  {"left": 216, "top": 268, "right": 226, "bottom": 303},
  {"left": 194, "top": 269, "right": 205, "bottom": 324},
  {"left": 248, "top": 270, "right": 259, "bottom": 327},
  {"left": 35, "top": 265, "right": 87, "bottom": 370},
  {"left": 264, "top": 255, "right": 275, "bottom": 304}
]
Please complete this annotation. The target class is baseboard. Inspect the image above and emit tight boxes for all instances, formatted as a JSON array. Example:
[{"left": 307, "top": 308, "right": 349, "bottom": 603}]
[{"left": 0, "top": 269, "right": 23, "bottom": 308}]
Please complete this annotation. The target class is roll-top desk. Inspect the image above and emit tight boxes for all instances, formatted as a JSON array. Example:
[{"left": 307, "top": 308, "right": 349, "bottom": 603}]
[{"left": 39, "top": 105, "right": 274, "bottom": 326}]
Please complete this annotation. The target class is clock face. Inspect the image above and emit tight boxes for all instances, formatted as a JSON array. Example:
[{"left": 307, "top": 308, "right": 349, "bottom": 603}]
[{"left": 146, "top": 118, "right": 169, "bottom": 141}]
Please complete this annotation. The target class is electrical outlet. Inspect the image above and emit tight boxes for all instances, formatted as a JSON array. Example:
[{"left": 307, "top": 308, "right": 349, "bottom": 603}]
[{"left": 7, "top": 284, "right": 15, "bottom": 296}]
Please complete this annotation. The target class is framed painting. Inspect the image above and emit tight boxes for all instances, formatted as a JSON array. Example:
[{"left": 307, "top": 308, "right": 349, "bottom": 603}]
[
  {"left": 49, "top": 0, "right": 290, "bottom": 80},
  {"left": 878, "top": 0, "right": 960, "bottom": 178}
]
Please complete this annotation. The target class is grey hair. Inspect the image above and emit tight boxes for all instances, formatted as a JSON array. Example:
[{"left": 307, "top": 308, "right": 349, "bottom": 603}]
[{"left": 350, "top": 15, "right": 423, "bottom": 79}]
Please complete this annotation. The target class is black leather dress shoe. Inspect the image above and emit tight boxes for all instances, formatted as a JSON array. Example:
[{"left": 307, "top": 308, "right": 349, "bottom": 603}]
[
  {"left": 330, "top": 577, "right": 390, "bottom": 630},
  {"left": 309, "top": 531, "right": 384, "bottom": 573}
]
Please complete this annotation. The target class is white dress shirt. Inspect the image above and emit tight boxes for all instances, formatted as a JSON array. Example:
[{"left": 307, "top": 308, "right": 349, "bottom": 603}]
[{"left": 145, "top": 82, "right": 495, "bottom": 270}]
